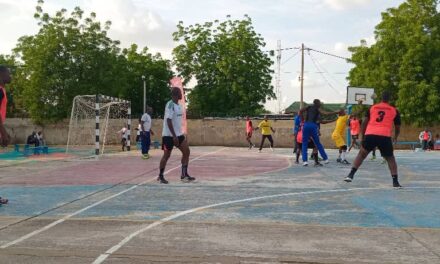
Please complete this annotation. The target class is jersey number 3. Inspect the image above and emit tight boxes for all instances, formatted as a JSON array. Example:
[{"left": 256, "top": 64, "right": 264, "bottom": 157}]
[{"left": 376, "top": 111, "right": 386, "bottom": 122}]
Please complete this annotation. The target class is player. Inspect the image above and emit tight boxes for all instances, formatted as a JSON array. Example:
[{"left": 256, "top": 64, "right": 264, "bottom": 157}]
[
  {"left": 0, "top": 65, "right": 11, "bottom": 205},
  {"left": 158, "top": 88, "right": 195, "bottom": 184},
  {"left": 344, "top": 91, "right": 402, "bottom": 188},
  {"left": 245, "top": 116, "right": 255, "bottom": 149},
  {"left": 255, "top": 115, "right": 275, "bottom": 153},
  {"left": 332, "top": 109, "right": 350, "bottom": 164},
  {"left": 348, "top": 115, "right": 361, "bottom": 152}
]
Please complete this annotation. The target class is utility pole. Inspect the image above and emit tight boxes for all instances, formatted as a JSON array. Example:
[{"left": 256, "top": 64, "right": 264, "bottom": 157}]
[
  {"left": 276, "top": 40, "right": 282, "bottom": 114},
  {"left": 142, "top": 75, "right": 146, "bottom": 113},
  {"left": 300, "top": 43, "right": 305, "bottom": 109}
]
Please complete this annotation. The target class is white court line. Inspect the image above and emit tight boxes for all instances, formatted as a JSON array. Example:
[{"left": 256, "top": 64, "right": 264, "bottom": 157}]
[
  {"left": 92, "top": 186, "right": 440, "bottom": 264},
  {"left": 0, "top": 147, "right": 228, "bottom": 249}
]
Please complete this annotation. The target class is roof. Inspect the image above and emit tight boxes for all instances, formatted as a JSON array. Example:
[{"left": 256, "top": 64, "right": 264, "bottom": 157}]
[{"left": 284, "top": 101, "right": 345, "bottom": 114}]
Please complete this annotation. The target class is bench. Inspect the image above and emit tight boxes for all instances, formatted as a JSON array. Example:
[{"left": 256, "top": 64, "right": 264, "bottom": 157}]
[
  {"left": 14, "top": 144, "right": 49, "bottom": 156},
  {"left": 395, "top": 141, "right": 421, "bottom": 151}
]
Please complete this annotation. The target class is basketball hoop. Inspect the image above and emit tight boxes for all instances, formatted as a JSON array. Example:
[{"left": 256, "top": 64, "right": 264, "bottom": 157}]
[{"left": 357, "top": 99, "right": 364, "bottom": 105}]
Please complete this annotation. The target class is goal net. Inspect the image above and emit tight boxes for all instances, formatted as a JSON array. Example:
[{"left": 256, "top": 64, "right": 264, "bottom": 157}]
[{"left": 66, "top": 95, "right": 131, "bottom": 156}]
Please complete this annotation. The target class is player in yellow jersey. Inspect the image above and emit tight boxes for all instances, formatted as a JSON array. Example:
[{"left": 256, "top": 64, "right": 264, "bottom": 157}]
[
  {"left": 255, "top": 115, "right": 276, "bottom": 153},
  {"left": 331, "top": 109, "right": 350, "bottom": 164}
]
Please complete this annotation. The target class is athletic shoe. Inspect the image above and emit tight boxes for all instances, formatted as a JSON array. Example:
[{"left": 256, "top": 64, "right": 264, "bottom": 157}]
[
  {"left": 323, "top": 160, "right": 330, "bottom": 164},
  {"left": 157, "top": 176, "right": 169, "bottom": 184},
  {"left": 370, "top": 156, "right": 376, "bottom": 160},
  {"left": 0, "top": 197, "right": 8, "bottom": 205},
  {"left": 181, "top": 175, "right": 196, "bottom": 183},
  {"left": 393, "top": 181, "right": 402, "bottom": 188},
  {"left": 344, "top": 176, "right": 353, "bottom": 182},
  {"left": 270, "top": 146, "right": 274, "bottom": 152},
  {"left": 314, "top": 162, "right": 323, "bottom": 167},
  {"left": 336, "top": 158, "right": 342, "bottom": 163},
  {"left": 303, "top": 161, "right": 309, "bottom": 166},
  {"left": 142, "top": 154, "right": 150, "bottom": 160},
  {"left": 341, "top": 160, "right": 350, "bottom": 165}
]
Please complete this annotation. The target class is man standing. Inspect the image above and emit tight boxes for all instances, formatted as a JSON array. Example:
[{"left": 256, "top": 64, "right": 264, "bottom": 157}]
[
  {"left": 332, "top": 109, "right": 350, "bottom": 164},
  {"left": 348, "top": 115, "right": 361, "bottom": 152},
  {"left": 419, "top": 128, "right": 432, "bottom": 151},
  {"left": 299, "top": 99, "right": 338, "bottom": 166},
  {"left": 256, "top": 115, "right": 276, "bottom": 153},
  {"left": 140, "top": 107, "right": 155, "bottom": 159},
  {"left": 293, "top": 113, "right": 301, "bottom": 154},
  {"left": 117, "top": 126, "right": 128, "bottom": 151},
  {"left": 0, "top": 65, "right": 11, "bottom": 205},
  {"left": 245, "top": 116, "right": 255, "bottom": 149},
  {"left": 158, "top": 88, "right": 195, "bottom": 184},
  {"left": 344, "top": 91, "right": 402, "bottom": 188}
]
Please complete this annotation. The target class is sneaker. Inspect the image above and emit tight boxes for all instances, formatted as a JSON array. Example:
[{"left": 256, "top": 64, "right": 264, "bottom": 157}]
[
  {"left": 142, "top": 154, "right": 150, "bottom": 160},
  {"left": 157, "top": 176, "right": 169, "bottom": 184},
  {"left": 341, "top": 160, "right": 350, "bottom": 165},
  {"left": 0, "top": 197, "right": 8, "bottom": 205},
  {"left": 303, "top": 161, "right": 309, "bottom": 167},
  {"left": 323, "top": 160, "right": 330, "bottom": 164},
  {"left": 270, "top": 146, "right": 274, "bottom": 152},
  {"left": 393, "top": 181, "right": 402, "bottom": 188},
  {"left": 181, "top": 175, "right": 196, "bottom": 183},
  {"left": 344, "top": 176, "right": 353, "bottom": 182},
  {"left": 314, "top": 162, "right": 323, "bottom": 167},
  {"left": 336, "top": 158, "right": 342, "bottom": 163},
  {"left": 370, "top": 156, "right": 376, "bottom": 161}
]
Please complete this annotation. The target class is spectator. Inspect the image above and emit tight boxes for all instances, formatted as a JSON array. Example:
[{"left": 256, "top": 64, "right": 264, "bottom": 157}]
[
  {"left": 37, "top": 131, "right": 45, "bottom": 146},
  {"left": 26, "top": 131, "right": 38, "bottom": 146},
  {"left": 418, "top": 128, "right": 432, "bottom": 151}
]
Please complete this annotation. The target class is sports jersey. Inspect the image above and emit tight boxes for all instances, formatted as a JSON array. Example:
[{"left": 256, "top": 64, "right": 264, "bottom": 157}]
[
  {"left": 350, "top": 119, "right": 361, "bottom": 135},
  {"left": 365, "top": 102, "right": 401, "bottom": 137},
  {"left": 0, "top": 85, "right": 7, "bottom": 122},
  {"left": 246, "top": 120, "right": 253, "bottom": 133},
  {"left": 141, "top": 113, "right": 152, "bottom": 132},
  {"left": 258, "top": 120, "right": 272, "bottom": 135},
  {"left": 162, "top": 100, "right": 183, "bottom": 137},
  {"left": 423, "top": 131, "right": 430, "bottom": 141},
  {"left": 305, "top": 106, "right": 320, "bottom": 123},
  {"left": 333, "top": 115, "right": 348, "bottom": 135}
]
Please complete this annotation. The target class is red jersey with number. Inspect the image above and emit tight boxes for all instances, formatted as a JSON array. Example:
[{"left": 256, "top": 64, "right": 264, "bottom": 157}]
[
  {"left": 365, "top": 102, "right": 400, "bottom": 137},
  {"left": 350, "top": 119, "right": 360, "bottom": 135}
]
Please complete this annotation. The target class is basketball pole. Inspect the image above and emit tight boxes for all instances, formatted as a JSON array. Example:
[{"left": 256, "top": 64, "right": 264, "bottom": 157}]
[{"left": 300, "top": 43, "right": 305, "bottom": 109}]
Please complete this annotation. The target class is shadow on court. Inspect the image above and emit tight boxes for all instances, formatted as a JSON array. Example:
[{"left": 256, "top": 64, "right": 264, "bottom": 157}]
[{"left": 0, "top": 147, "right": 439, "bottom": 263}]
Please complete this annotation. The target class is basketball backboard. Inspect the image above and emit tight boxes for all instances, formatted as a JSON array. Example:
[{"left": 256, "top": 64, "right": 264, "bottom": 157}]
[{"left": 347, "top": 86, "right": 375, "bottom": 105}]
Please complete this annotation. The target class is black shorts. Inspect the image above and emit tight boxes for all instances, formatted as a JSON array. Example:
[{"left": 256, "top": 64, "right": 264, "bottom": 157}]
[
  {"left": 162, "top": 135, "right": 186, "bottom": 151},
  {"left": 362, "top": 135, "right": 394, "bottom": 157},
  {"left": 297, "top": 141, "right": 315, "bottom": 150},
  {"left": 352, "top": 135, "right": 359, "bottom": 140}
]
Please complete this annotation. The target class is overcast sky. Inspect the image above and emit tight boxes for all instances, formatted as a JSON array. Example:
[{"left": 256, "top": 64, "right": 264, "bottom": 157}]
[{"left": 0, "top": 0, "right": 406, "bottom": 112}]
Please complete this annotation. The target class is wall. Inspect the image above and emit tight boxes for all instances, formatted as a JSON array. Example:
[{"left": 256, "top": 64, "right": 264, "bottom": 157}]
[{"left": 5, "top": 118, "right": 438, "bottom": 149}]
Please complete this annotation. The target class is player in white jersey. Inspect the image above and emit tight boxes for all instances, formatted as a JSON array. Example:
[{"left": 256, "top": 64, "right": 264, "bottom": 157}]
[{"left": 158, "top": 87, "right": 194, "bottom": 184}]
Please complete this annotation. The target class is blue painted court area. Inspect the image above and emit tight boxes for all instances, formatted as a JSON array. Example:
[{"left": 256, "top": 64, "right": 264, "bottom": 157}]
[{"left": 0, "top": 147, "right": 439, "bottom": 263}]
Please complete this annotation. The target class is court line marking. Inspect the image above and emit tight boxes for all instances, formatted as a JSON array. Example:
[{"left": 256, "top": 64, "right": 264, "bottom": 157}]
[
  {"left": 92, "top": 186, "right": 440, "bottom": 264},
  {"left": 0, "top": 147, "right": 228, "bottom": 249}
]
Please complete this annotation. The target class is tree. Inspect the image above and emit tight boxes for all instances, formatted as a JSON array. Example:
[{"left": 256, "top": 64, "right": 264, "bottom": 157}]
[
  {"left": 348, "top": 0, "right": 440, "bottom": 126},
  {"left": 12, "top": 0, "right": 173, "bottom": 123},
  {"left": 173, "top": 16, "right": 275, "bottom": 117}
]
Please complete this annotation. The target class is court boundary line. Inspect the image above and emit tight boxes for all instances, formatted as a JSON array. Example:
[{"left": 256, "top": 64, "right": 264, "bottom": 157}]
[
  {"left": 92, "top": 186, "right": 440, "bottom": 264},
  {"left": 0, "top": 147, "right": 228, "bottom": 249}
]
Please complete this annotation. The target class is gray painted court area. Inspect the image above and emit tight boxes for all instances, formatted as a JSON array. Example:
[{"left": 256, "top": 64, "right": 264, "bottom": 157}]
[{"left": 0, "top": 147, "right": 439, "bottom": 263}]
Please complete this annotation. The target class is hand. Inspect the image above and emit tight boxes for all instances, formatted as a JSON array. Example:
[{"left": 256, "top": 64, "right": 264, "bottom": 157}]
[
  {"left": 173, "top": 136, "right": 179, "bottom": 147},
  {"left": 392, "top": 137, "right": 398, "bottom": 145}
]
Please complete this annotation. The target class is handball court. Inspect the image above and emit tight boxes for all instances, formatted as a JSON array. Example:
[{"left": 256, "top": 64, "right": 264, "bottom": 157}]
[{"left": 0, "top": 146, "right": 439, "bottom": 264}]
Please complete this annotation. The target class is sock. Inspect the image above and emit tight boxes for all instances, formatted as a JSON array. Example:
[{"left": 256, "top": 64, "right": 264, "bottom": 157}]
[
  {"left": 159, "top": 168, "right": 165, "bottom": 177},
  {"left": 341, "top": 151, "right": 346, "bottom": 161},
  {"left": 348, "top": 168, "right": 358, "bottom": 178},
  {"left": 182, "top": 165, "right": 188, "bottom": 177}
]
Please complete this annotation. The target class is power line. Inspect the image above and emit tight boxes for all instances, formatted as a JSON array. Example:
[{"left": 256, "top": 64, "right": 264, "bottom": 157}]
[
  {"left": 307, "top": 51, "right": 344, "bottom": 97},
  {"left": 308, "top": 48, "right": 351, "bottom": 62},
  {"left": 281, "top": 49, "right": 301, "bottom": 65}
]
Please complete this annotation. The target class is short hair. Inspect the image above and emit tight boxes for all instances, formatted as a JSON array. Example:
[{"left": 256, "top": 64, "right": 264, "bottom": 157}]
[
  {"left": 382, "top": 91, "right": 391, "bottom": 102},
  {"left": 313, "top": 99, "right": 320, "bottom": 106}
]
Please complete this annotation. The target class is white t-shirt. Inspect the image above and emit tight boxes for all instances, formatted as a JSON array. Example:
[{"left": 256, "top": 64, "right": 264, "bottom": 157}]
[
  {"left": 119, "top": 127, "right": 128, "bottom": 139},
  {"left": 141, "top": 113, "right": 152, "bottom": 132},
  {"left": 137, "top": 124, "right": 141, "bottom": 136},
  {"left": 162, "top": 100, "right": 183, "bottom": 137}
]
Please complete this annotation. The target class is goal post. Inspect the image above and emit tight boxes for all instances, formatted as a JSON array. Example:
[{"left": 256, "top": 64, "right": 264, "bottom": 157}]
[{"left": 66, "top": 94, "right": 131, "bottom": 157}]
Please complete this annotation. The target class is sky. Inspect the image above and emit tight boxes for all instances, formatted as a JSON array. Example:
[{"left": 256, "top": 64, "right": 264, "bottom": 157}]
[{"left": 0, "top": 0, "right": 407, "bottom": 112}]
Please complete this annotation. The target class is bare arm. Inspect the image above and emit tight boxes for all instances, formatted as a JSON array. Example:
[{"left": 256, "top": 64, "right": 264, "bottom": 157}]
[
  {"left": 141, "top": 121, "right": 146, "bottom": 132},
  {"left": 360, "top": 116, "right": 369, "bottom": 139},
  {"left": 394, "top": 125, "right": 400, "bottom": 143},
  {"left": 0, "top": 117, "right": 10, "bottom": 147},
  {"left": 319, "top": 109, "right": 339, "bottom": 116},
  {"left": 167, "top": 119, "right": 177, "bottom": 138}
]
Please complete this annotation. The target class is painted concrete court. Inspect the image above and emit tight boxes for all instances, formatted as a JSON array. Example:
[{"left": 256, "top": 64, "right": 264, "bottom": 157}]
[{"left": 0, "top": 146, "right": 439, "bottom": 263}]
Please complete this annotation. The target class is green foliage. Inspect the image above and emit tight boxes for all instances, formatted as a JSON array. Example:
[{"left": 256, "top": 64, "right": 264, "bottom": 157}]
[
  {"left": 348, "top": 0, "right": 440, "bottom": 126},
  {"left": 173, "top": 16, "right": 275, "bottom": 117},
  {"left": 8, "top": 1, "right": 172, "bottom": 123}
]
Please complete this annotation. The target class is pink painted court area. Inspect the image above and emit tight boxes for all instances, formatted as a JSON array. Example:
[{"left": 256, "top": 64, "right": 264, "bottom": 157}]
[{"left": 0, "top": 146, "right": 439, "bottom": 264}]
